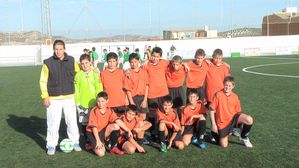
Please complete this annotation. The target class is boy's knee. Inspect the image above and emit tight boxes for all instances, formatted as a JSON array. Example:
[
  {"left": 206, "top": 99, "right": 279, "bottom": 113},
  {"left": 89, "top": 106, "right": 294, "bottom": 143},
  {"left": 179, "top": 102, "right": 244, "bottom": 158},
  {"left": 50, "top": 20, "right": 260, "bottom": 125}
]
[
  {"left": 112, "top": 123, "right": 120, "bottom": 130},
  {"left": 177, "top": 142, "right": 185, "bottom": 150},
  {"left": 245, "top": 115, "right": 253, "bottom": 125},
  {"left": 127, "top": 146, "right": 136, "bottom": 154},
  {"left": 159, "top": 123, "right": 165, "bottom": 131}
]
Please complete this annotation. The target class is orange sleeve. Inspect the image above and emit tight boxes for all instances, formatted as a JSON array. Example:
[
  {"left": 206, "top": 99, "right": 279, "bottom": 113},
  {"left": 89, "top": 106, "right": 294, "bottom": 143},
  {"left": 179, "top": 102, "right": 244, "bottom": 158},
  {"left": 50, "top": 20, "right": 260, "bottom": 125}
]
[
  {"left": 210, "top": 93, "right": 218, "bottom": 111},
  {"left": 235, "top": 97, "right": 242, "bottom": 113},
  {"left": 87, "top": 108, "right": 97, "bottom": 128},
  {"left": 180, "top": 109, "right": 187, "bottom": 126},
  {"left": 109, "top": 111, "right": 118, "bottom": 123}
]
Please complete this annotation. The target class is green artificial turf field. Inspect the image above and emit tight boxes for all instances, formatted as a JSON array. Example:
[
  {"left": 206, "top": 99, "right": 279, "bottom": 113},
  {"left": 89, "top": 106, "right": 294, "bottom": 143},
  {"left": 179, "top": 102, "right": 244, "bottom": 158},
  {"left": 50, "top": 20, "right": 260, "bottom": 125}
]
[{"left": 0, "top": 55, "right": 298, "bottom": 168}]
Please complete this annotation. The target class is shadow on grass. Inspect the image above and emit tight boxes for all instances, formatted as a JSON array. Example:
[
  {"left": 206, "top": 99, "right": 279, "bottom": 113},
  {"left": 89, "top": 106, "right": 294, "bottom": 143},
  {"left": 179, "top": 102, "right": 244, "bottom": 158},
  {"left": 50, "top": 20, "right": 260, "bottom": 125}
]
[{"left": 6, "top": 114, "right": 69, "bottom": 150}]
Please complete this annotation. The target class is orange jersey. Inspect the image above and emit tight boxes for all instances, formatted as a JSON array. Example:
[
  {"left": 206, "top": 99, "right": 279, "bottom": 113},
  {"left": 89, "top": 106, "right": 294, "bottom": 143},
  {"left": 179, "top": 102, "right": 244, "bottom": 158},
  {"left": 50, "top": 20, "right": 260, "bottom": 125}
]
[
  {"left": 181, "top": 102, "right": 206, "bottom": 126},
  {"left": 165, "top": 65, "right": 186, "bottom": 88},
  {"left": 86, "top": 106, "right": 118, "bottom": 132},
  {"left": 157, "top": 108, "right": 181, "bottom": 131},
  {"left": 145, "top": 59, "right": 169, "bottom": 98},
  {"left": 210, "top": 90, "right": 241, "bottom": 130},
  {"left": 101, "top": 68, "right": 126, "bottom": 107},
  {"left": 123, "top": 68, "right": 149, "bottom": 97},
  {"left": 186, "top": 61, "right": 209, "bottom": 88},
  {"left": 118, "top": 115, "right": 142, "bottom": 143},
  {"left": 205, "top": 62, "right": 230, "bottom": 102}
]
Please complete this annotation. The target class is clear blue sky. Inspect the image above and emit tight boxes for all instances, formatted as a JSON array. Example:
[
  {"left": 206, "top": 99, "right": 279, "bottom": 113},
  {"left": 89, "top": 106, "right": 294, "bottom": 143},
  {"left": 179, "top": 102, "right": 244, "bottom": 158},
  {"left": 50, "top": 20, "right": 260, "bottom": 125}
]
[{"left": 0, "top": 0, "right": 298, "bottom": 39}]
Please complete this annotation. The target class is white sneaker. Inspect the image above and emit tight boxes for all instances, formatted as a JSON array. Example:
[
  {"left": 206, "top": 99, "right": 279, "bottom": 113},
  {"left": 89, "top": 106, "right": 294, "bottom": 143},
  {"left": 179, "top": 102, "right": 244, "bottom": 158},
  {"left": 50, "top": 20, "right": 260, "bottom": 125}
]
[{"left": 240, "top": 137, "right": 253, "bottom": 148}]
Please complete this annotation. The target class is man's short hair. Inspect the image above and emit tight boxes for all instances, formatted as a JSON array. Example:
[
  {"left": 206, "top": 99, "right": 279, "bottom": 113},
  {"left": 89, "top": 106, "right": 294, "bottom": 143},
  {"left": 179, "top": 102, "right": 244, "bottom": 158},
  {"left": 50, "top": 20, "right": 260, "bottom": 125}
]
[
  {"left": 107, "top": 52, "right": 118, "bottom": 61},
  {"left": 53, "top": 40, "right": 65, "bottom": 49},
  {"left": 172, "top": 55, "right": 182, "bottom": 63},
  {"left": 97, "top": 91, "right": 108, "bottom": 100},
  {"left": 224, "top": 76, "right": 235, "bottom": 84},
  {"left": 162, "top": 95, "right": 173, "bottom": 104},
  {"left": 79, "top": 54, "right": 91, "bottom": 62},
  {"left": 126, "top": 104, "right": 138, "bottom": 114},
  {"left": 195, "top": 49, "right": 205, "bottom": 57},
  {"left": 213, "top": 49, "right": 223, "bottom": 57},
  {"left": 152, "top": 47, "right": 163, "bottom": 56},
  {"left": 129, "top": 53, "right": 140, "bottom": 62}
]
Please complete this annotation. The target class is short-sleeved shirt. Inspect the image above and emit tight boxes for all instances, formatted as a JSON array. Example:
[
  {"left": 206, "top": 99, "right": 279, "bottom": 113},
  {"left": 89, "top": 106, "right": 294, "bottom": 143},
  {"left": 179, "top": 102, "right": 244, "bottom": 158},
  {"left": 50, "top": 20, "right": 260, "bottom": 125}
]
[
  {"left": 181, "top": 102, "right": 206, "bottom": 126},
  {"left": 86, "top": 106, "right": 118, "bottom": 132},
  {"left": 118, "top": 115, "right": 142, "bottom": 143},
  {"left": 124, "top": 68, "right": 149, "bottom": 97},
  {"left": 165, "top": 65, "right": 186, "bottom": 88},
  {"left": 186, "top": 61, "right": 209, "bottom": 88},
  {"left": 210, "top": 90, "right": 241, "bottom": 130},
  {"left": 157, "top": 108, "right": 181, "bottom": 131},
  {"left": 145, "top": 60, "right": 169, "bottom": 99},
  {"left": 101, "top": 68, "right": 126, "bottom": 107},
  {"left": 92, "top": 51, "right": 99, "bottom": 60},
  {"left": 205, "top": 62, "right": 230, "bottom": 102}
]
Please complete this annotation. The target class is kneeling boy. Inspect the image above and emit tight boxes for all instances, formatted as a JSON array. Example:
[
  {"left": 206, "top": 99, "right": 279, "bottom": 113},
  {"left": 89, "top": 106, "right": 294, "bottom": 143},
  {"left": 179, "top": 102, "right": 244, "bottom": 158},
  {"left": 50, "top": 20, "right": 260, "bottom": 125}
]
[
  {"left": 210, "top": 76, "right": 254, "bottom": 148},
  {"left": 118, "top": 105, "right": 152, "bottom": 154},
  {"left": 157, "top": 96, "right": 185, "bottom": 152},
  {"left": 86, "top": 92, "right": 133, "bottom": 157}
]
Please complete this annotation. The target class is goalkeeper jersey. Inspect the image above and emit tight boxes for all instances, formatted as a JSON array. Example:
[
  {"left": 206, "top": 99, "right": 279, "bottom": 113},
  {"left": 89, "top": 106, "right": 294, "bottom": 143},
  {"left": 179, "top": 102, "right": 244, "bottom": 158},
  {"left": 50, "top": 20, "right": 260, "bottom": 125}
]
[{"left": 74, "top": 70, "right": 103, "bottom": 109}]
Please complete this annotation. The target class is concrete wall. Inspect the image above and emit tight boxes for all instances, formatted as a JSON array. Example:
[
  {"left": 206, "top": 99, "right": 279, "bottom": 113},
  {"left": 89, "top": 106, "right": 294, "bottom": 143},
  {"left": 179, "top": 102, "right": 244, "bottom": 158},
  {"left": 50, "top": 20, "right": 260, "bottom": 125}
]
[{"left": 0, "top": 35, "right": 299, "bottom": 66}]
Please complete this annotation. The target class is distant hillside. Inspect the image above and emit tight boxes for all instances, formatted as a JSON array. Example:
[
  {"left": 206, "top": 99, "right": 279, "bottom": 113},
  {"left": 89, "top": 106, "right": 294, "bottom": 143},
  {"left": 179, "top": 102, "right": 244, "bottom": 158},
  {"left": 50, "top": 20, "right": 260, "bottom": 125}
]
[
  {"left": 0, "top": 28, "right": 261, "bottom": 45},
  {"left": 218, "top": 28, "right": 262, "bottom": 37}
]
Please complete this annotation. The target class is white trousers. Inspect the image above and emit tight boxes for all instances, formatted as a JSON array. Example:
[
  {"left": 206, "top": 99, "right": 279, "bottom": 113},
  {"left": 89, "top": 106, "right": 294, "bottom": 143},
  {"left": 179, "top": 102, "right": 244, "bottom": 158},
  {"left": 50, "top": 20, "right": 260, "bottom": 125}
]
[{"left": 46, "top": 97, "right": 80, "bottom": 147}]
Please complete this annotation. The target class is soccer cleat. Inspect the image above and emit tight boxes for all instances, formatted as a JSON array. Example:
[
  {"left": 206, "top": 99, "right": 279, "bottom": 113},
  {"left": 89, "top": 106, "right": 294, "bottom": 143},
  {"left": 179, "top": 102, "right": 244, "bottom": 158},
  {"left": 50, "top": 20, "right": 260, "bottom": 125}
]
[
  {"left": 142, "top": 138, "right": 150, "bottom": 145},
  {"left": 110, "top": 146, "right": 124, "bottom": 155},
  {"left": 160, "top": 142, "right": 167, "bottom": 153},
  {"left": 240, "top": 137, "right": 253, "bottom": 148},
  {"left": 85, "top": 143, "right": 92, "bottom": 151},
  {"left": 74, "top": 143, "right": 82, "bottom": 152},
  {"left": 47, "top": 146, "right": 56, "bottom": 156},
  {"left": 232, "top": 128, "right": 240, "bottom": 137},
  {"left": 198, "top": 142, "right": 206, "bottom": 149},
  {"left": 191, "top": 136, "right": 198, "bottom": 144}
]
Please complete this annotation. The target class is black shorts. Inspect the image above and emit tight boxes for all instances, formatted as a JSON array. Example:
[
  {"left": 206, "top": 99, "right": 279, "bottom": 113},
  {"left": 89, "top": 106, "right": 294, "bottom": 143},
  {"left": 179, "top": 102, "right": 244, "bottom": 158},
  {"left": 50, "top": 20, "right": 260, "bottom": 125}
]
[
  {"left": 168, "top": 86, "right": 184, "bottom": 108},
  {"left": 219, "top": 113, "right": 241, "bottom": 138},
  {"left": 86, "top": 127, "right": 107, "bottom": 149},
  {"left": 168, "top": 129, "right": 183, "bottom": 142},
  {"left": 186, "top": 87, "right": 205, "bottom": 103},
  {"left": 133, "top": 95, "right": 147, "bottom": 113},
  {"left": 111, "top": 106, "right": 126, "bottom": 116},
  {"left": 183, "top": 125, "right": 195, "bottom": 135},
  {"left": 148, "top": 97, "right": 164, "bottom": 111}
]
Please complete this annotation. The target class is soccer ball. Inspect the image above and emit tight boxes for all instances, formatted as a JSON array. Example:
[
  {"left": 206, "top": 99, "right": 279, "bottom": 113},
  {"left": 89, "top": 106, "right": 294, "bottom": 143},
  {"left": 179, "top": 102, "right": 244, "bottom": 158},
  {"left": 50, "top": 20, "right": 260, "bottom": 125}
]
[{"left": 59, "top": 139, "right": 74, "bottom": 153}]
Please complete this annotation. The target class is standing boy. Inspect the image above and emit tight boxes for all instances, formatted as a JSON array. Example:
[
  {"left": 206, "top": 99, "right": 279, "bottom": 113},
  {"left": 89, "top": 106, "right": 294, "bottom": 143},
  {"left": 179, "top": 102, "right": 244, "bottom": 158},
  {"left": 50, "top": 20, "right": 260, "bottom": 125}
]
[
  {"left": 101, "top": 52, "right": 127, "bottom": 115},
  {"left": 39, "top": 40, "right": 81, "bottom": 155},
  {"left": 210, "top": 76, "right": 254, "bottom": 148}
]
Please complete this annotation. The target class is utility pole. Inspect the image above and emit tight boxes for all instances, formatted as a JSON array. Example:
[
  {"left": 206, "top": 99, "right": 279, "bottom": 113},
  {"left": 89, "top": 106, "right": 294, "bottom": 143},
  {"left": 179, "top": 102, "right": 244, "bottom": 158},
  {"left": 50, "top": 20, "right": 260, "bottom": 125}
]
[{"left": 41, "top": 0, "right": 52, "bottom": 40}]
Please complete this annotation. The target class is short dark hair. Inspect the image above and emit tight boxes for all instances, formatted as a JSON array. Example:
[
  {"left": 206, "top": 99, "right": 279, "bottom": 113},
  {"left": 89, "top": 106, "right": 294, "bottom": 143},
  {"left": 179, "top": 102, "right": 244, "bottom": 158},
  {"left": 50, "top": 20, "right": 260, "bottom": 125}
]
[
  {"left": 53, "top": 40, "right": 65, "bottom": 49},
  {"left": 195, "top": 49, "right": 205, "bottom": 57},
  {"left": 135, "top": 48, "right": 139, "bottom": 52},
  {"left": 152, "top": 47, "right": 163, "bottom": 56},
  {"left": 129, "top": 53, "right": 139, "bottom": 62},
  {"left": 92, "top": 47, "right": 96, "bottom": 51},
  {"left": 162, "top": 95, "right": 173, "bottom": 104},
  {"left": 79, "top": 54, "right": 91, "bottom": 62},
  {"left": 224, "top": 76, "right": 235, "bottom": 84},
  {"left": 172, "top": 55, "right": 182, "bottom": 63},
  {"left": 126, "top": 104, "right": 138, "bottom": 114},
  {"left": 107, "top": 52, "right": 118, "bottom": 61},
  {"left": 97, "top": 91, "right": 108, "bottom": 100},
  {"left": 213, "top": 49, "right": 223, "bottom": 57},
  {"left": 188, "top": 89, "right": 199, "bottom": 97},
  {"left": 103, "top": 48, "right": 107, "bottom": 52}
]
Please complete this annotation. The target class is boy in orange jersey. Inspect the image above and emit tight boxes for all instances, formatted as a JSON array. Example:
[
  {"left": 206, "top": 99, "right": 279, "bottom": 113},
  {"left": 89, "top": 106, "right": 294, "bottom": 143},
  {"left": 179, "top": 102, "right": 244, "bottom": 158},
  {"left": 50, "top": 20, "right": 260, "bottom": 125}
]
[
  {"left": 86, "top": 92, "right": 133, "bottom": 157},
  {"left": 118, "top": 105, "right": 152, "bottom": 154},
  {"left": 165, "top": 55, "right": 186, "bottom": 112},
  {"left": 181, "top": 89, "right": 207, "bottom": 149},
  {"left": 205, "top": 49, "right": 230, "bottom": 107},
  {"left": 210, "top": 76, "right": 253, "bottom": 148},
  {"left": 145, "top": 47, "right": 189, "bottom": 142},
  {"left": 186, "top": 49, "right": 210, "bottom": 103},
  {"left": 157, "top": 96, "right": 185, "bottom": 153},
  {"left": 101, "top": 52, "right": 127, "bottom": 115},
  {"left": 124, "top": 53, "right": 149, "bottom": 120}
]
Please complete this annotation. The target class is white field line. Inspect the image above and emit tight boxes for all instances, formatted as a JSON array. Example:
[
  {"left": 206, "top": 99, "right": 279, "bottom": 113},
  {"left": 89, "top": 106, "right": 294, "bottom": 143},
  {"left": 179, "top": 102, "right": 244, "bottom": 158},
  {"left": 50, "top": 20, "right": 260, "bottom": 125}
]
[
  {"left": 240, "top": 56, "right": 299, "bottom": 60},
  {"left": 242, "top": 62, "right": 299, "bottom": 78}
]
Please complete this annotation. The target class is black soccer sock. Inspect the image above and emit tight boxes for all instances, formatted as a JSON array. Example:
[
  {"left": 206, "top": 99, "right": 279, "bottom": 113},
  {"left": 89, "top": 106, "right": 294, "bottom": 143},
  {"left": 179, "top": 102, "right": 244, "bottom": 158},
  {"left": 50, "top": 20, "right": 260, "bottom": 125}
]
[
  {"left": 158, "top": 131, "right": 165, "bottom": 144},
  {"left": 241, "top": 124, "right": 252, "bottom": 139},
  {"left": 82, "top": 125, "right": 88, "bottom": 142},
  {"left": 197, "top": 120, "right": 206, "bottom": 143},
  {"left": 211, "top": 131, "right": 220, "bottom": 144},
  {"left": 148, "top": 117, "right": 157, "bottom": 137},
  {"left": 110, "top": 130, "right": 120, "bottom": 148}
]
